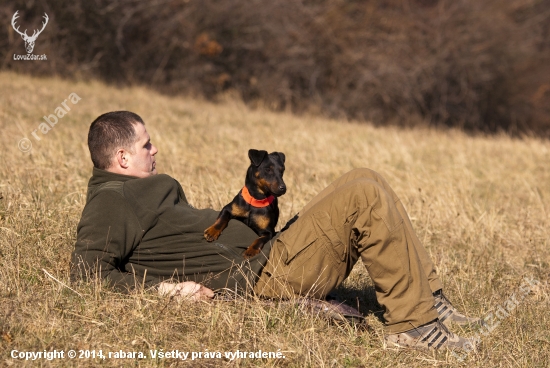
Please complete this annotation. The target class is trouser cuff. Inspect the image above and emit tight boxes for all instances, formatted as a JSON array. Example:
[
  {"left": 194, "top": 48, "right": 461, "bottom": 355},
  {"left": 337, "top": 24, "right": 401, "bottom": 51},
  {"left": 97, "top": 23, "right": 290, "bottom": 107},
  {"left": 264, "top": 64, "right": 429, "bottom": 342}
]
[
  {"left": 429, "top": 278, "right": 444, "bottom": 294},
  {"left": 385, "top": 308, "right": 439, "bottom": 334}
]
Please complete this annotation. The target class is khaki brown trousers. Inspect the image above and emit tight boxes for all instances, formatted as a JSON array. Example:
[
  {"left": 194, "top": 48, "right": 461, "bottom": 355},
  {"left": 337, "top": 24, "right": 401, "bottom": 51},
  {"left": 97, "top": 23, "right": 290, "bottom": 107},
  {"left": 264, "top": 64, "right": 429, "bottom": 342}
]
[{"left": 254, "top": 168, "right": 441, "bottom": 333}]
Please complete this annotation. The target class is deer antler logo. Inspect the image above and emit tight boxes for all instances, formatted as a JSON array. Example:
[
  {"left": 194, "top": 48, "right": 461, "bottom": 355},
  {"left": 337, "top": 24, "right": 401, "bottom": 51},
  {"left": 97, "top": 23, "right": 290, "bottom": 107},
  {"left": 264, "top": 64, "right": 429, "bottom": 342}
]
[{"left": 11, "top": 11, "right": 49, "bottom": 54}]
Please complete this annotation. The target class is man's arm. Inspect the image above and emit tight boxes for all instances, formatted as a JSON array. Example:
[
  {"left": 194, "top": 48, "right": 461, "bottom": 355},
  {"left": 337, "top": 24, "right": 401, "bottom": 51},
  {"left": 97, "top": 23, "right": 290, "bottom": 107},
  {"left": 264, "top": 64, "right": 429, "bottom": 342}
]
[{"left": 71, "top": 191, "right": 150, "bottom": 291}]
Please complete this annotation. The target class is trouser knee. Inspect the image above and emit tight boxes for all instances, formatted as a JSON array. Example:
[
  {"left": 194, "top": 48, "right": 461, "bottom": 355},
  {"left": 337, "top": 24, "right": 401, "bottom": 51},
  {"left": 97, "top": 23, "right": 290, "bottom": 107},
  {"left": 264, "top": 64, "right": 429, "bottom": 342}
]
[
  {"left": 337, "top": 177, "right": 390, "bottom": 205},
  {"left": 347, "top": 168, "right": 382, "bottom": 180},
  {"left": 344, "top": 168, "right": 398, "bottom": 202}
]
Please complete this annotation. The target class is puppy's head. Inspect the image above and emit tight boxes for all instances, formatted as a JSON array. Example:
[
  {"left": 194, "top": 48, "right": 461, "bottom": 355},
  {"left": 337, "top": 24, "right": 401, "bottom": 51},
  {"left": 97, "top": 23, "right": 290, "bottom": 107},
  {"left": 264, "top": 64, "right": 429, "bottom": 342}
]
[{"left": 247, "top": 149, "right": 286, "bottom": 197}]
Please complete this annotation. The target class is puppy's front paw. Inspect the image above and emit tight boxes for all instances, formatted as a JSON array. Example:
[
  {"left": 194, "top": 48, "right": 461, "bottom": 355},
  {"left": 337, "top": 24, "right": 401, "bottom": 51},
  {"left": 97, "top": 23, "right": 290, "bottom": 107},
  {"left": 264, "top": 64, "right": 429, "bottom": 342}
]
[
  {"left": 243, "top": 247, "right": 260, "bottom": 259},
  {"left": 204, "top": 226, "right": 221, "bottom": 242}
]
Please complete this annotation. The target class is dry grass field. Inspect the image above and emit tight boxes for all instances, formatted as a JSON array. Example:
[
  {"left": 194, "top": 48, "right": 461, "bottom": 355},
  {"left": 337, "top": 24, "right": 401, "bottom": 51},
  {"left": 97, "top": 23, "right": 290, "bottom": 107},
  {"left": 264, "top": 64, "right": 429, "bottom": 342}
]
[{"left": 0, "top": 72, "right": 549, "bottom": 367}]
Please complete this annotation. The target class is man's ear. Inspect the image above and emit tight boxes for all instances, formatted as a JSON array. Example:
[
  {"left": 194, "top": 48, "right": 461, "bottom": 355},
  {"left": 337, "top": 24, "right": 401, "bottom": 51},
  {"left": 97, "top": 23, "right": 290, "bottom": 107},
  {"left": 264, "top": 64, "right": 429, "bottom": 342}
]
[
  {"left": 114, "top": 148, "right": 130, "bottom": 169},
  {"left": 248, "top": 149, "right": 267, "bottom": 166}
]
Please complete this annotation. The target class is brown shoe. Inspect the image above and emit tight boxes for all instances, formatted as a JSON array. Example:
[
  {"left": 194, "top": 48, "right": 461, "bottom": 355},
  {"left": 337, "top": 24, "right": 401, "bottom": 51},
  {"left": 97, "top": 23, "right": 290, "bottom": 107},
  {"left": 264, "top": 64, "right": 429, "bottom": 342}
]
[
  {"left": 434, "top": 290, "right": 483, "bottom": 327},
  {"left": 385, "top": 319, "right": 479, "bottom": 351}
]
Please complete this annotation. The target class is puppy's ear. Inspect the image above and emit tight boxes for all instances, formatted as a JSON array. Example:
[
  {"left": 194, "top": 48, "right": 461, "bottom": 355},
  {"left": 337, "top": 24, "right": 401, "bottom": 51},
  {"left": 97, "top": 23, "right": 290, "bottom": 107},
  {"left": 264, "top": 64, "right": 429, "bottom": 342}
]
[
  {"left": 271, "top": 152, "right": 285, "bottom": 165},
  {"left": 248, "top": 149, "right": 267, "bottom": 166}
]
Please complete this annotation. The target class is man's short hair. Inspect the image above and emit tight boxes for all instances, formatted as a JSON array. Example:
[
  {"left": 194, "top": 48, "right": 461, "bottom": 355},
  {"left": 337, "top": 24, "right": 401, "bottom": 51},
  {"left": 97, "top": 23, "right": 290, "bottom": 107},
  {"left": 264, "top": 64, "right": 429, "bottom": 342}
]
[{"left": 88, "top": 111, "right": 145, "bottom": 170}]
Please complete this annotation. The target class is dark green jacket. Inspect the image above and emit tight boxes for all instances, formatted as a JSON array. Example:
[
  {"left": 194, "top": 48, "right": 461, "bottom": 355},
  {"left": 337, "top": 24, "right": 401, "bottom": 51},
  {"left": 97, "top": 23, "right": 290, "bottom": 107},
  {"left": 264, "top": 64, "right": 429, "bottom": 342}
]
[{"left": 71, "top": 168, "right": 273, "bottom": 292}]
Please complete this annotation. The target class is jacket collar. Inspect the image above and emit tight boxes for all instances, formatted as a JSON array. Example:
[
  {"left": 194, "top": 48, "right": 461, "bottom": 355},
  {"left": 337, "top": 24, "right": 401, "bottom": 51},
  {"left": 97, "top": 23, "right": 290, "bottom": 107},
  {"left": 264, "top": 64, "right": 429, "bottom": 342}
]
[{"left": 88, "top": 167, "right": 139, "bottom": 187}]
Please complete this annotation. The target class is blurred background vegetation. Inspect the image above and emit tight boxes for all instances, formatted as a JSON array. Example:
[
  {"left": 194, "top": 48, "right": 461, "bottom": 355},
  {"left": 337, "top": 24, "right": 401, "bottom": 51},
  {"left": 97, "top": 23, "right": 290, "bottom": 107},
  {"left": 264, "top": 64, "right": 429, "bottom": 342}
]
[{"left": 2, "top": 0, "right": 549, "bottom": 136}]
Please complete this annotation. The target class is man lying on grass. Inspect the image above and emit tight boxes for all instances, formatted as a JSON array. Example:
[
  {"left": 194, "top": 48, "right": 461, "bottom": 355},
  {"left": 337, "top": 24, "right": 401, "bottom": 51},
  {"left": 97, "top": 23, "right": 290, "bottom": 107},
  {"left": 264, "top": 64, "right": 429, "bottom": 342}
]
[{"left": 72, "top": 111, "right": 481, "bottom": 351}]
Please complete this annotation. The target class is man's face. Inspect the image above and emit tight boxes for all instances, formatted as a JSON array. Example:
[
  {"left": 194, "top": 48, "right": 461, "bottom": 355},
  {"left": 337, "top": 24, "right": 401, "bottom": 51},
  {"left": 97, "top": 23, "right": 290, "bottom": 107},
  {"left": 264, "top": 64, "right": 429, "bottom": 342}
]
[{"left": 124, "top": 123, "right": 158, "bottom": 178}]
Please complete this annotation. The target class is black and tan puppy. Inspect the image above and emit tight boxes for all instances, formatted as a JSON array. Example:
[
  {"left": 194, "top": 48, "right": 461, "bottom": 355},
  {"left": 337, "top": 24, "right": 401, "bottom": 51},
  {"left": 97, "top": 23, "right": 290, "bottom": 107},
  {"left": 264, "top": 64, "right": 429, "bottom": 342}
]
[{"left": 204, "top": 149, "right": 286, "bottom": 258}]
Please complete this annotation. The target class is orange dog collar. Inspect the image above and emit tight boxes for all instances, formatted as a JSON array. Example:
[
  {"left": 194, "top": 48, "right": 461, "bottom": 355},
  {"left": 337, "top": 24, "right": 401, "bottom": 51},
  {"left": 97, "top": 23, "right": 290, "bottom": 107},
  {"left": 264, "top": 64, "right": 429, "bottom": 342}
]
[{"left": 241, "top": 186, "right": 274, "bottom": 207}]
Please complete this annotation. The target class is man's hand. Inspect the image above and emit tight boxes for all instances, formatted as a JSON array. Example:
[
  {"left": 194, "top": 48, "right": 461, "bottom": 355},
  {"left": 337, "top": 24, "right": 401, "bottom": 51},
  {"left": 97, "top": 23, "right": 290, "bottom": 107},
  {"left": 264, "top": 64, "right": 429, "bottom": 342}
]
[{"left": 158, "top": 281, "right": 214, "bottom": 301}]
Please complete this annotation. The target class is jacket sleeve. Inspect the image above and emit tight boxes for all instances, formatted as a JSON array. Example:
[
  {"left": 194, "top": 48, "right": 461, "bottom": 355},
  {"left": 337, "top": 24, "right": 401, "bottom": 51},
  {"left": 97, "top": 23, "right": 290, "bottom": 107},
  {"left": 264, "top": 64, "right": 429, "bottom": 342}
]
[{"left": 70, "top": 190, "right": 153, "bottom": 292}]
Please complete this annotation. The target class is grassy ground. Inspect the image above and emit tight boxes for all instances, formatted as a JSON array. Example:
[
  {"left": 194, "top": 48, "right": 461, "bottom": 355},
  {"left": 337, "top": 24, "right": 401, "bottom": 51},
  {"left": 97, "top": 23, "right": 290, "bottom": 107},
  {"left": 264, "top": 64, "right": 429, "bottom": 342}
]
[{"left": 0, "top": 72, "right": 549, "bottom": 367}]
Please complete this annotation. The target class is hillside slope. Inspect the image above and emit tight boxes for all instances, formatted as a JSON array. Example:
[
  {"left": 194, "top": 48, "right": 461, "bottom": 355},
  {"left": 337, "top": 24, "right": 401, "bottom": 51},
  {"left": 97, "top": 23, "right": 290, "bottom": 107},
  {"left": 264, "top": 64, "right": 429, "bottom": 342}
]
[{"left": 0, "top": 72, "right": 549, "bottom": 367}]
